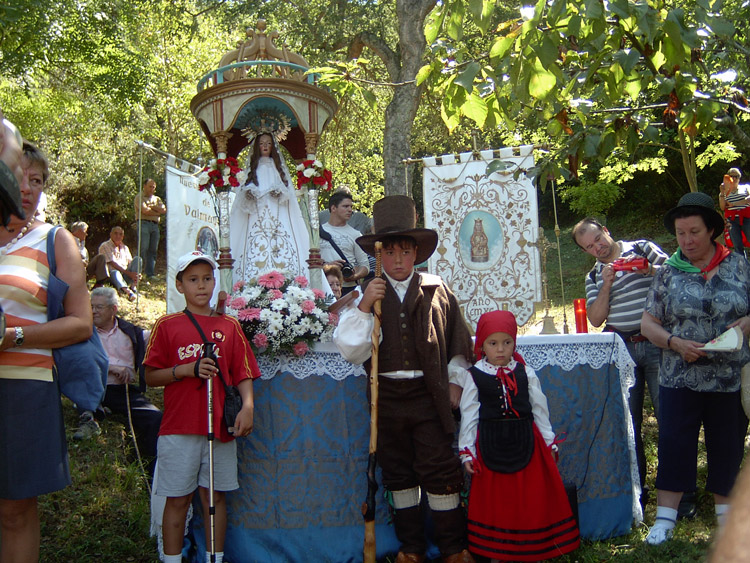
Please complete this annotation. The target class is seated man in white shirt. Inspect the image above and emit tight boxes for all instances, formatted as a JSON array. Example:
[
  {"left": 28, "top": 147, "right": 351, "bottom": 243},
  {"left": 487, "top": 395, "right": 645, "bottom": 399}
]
[
  {"left": 74, "top": 287, "right": 161, "bottom": 478},
  {"left": 95, "top": 226, "right": 142, "bottom": 301}
]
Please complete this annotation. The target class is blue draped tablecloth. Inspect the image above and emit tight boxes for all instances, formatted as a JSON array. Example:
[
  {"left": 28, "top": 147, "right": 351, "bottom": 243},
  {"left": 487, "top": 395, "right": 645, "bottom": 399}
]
[
  {"left": 188, "top": 333, "right": 638, "bottom": 561},
  {"left": 518, "top": 333, "right": 640, "bottom": 540}
]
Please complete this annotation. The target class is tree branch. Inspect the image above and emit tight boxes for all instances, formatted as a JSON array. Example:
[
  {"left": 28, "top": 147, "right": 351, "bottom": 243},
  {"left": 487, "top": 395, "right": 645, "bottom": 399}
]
[
  {"left": 715, "top": 115, "right": 750, "bottom": 154},
  {"left": 354, "top": 31, "right": 400, "bottom": 82},
  {"left": 346, "top": 74, "right": 415, "bottom": 88},
  {"left": 634, "top": 142, "right": 682, "bottom": 155}
]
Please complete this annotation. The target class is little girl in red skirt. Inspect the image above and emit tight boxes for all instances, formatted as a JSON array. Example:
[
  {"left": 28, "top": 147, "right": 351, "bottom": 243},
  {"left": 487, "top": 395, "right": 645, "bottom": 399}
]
[{"left": 458, "top": 311, "right": 580, "bottom": 561}]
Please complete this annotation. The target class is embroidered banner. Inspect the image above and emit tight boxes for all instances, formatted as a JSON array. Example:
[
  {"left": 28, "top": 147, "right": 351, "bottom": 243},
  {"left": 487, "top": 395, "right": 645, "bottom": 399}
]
[
  {"left": 164, "top": 165, "right": 230, "bottom": 313},
  {"left": 423, "top": 147, "right": 542, "bottom": 327}
]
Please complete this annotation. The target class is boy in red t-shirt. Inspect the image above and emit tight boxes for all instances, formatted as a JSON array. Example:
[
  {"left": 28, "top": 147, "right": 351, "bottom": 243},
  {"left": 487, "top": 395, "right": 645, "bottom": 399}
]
[{"left": 144, "top": 251, "right": 260, "bottom": 563}]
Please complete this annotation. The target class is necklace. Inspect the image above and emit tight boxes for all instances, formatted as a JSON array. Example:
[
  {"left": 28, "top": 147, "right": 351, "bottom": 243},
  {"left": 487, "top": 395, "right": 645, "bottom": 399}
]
[{"left": 0, "top": 219, "right": 35, "bottom": 256}]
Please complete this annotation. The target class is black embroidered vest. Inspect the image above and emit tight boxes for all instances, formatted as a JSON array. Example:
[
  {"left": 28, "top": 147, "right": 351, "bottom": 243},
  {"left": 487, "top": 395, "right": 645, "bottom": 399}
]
[{"left": 470, "top": 363, "right": 534, "bottom": 473}]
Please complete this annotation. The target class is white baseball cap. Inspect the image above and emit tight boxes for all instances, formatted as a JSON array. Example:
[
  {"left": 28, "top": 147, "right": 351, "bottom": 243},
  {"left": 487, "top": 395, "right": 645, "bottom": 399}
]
[{"left": 176, "top": 251, "right": 218, "bottom": 274}]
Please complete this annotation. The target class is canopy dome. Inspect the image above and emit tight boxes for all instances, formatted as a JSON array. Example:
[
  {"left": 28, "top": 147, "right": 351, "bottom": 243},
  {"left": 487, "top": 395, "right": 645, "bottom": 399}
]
[{"left": 191, "top": 20, "right": 338, "bottom": 160}]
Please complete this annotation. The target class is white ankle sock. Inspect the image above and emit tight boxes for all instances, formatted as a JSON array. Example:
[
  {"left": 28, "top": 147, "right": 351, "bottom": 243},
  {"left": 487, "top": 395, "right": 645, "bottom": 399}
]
[
  {"left": 645, "top": 506, "right": 678, "bottom": 545},
  {"left": 716, "top": 503, "right": 730, "bottom": 527},
  {"left": 163, "top": 555, "right": 181, "bottom": 563},
  {"left": 652, "top": 506, "right": 677, "bottom": 530},
  {"left": 654, "top": 506, "right": 678, "bottom": 529},
  {"left": 205, "top": 552, "right": 224, "bottom": 563}
]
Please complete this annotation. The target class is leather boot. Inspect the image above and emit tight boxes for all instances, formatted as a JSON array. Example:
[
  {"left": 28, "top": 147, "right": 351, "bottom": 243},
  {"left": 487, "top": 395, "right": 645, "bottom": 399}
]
[
  {"left": 395, "top": 552, "right": 426, "bottom": 563},
  {"left": 431, "top": 506, "right": 469, "bottom": 559},
  {"left": 443, "top": 549, "right": 475, "bottom": 563},
  {"left": 393, "top": 505, "right": 427, "bottom": 556}
]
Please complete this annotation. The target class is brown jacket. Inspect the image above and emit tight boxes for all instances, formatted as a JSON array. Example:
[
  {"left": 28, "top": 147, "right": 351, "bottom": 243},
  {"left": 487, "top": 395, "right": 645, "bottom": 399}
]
[{"left": 364, "top": 273, "right": 473, "bottom": 433}]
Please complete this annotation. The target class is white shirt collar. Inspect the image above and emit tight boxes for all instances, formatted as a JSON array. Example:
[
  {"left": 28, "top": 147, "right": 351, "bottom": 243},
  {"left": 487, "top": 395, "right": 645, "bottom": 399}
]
[
  {"left": 477, "top": 357, "right": 517, "bottom": 373},
  {"left": 383, "top": 271, "right": 415, "bottom": 302}
]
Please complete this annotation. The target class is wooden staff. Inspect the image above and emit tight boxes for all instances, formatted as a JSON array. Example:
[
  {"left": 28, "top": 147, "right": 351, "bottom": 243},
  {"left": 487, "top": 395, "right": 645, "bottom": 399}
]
[{"left": 363, "top": 241, "right": 383, "bottom": 563}]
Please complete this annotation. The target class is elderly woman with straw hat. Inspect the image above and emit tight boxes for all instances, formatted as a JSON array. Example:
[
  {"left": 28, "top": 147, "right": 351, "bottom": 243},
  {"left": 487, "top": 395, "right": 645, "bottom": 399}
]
[{"left": 641, "top": 191, "right": 750, "bottom": 545}]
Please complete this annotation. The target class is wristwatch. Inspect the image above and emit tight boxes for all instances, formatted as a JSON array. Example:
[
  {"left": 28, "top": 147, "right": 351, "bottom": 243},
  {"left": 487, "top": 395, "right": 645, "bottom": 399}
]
[{"left": 13, "top": 326, "right": 24, "bottom": 347}]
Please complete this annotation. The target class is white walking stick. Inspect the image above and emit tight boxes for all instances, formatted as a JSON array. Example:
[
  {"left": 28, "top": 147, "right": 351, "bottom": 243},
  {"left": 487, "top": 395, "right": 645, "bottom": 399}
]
[{"left": 204, "top": 342, "right": 217, "bottom": 562}]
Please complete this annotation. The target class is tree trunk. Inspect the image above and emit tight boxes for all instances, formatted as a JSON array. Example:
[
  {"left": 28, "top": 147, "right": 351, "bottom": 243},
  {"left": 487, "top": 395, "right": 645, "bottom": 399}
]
[
  {"left": 382, "top": 0, "right": 435, "bottom": 196},
  {"left": 383, "top": 87, "right": 422, "bottom": 196}
]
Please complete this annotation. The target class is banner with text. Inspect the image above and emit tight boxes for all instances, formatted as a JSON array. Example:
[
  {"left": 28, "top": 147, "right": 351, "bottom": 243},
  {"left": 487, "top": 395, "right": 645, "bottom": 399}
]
[
  {"left": 165, "top": 166, "right": 233, "bottom": 313},
  {"left": 422, "top": 147, "right": 542, "bottom": 328}
]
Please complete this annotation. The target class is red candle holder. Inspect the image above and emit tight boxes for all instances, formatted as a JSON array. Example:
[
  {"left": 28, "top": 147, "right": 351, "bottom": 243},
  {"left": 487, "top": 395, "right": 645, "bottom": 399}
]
[{"left": 574, "top": 298, "right": 588, "bottom": 333}]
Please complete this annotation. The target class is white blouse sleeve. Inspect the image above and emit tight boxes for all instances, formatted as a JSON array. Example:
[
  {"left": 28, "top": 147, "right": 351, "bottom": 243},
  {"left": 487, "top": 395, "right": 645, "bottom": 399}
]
[
  {"left": 528, "top": 366, "right": 555, "bottom": 445},
  {"left": 448, "top": 355, "right": 471, "bottom": 386},
  {"left": 332, "top": 298, "right": 378, "bottom": 365},
  {"left": 458, "top": 369, "right": 479, "bottom": 462}
]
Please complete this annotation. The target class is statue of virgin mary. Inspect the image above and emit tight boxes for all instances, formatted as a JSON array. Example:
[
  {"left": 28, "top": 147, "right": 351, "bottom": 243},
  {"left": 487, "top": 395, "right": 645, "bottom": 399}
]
[{"left": 229, "top": 132, "right": 311, "bottom": 284}]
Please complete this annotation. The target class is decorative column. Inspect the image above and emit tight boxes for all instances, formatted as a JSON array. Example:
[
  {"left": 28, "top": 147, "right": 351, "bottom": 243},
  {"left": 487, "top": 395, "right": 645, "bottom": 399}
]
[
  {"left": 216, "top": 190, "right": 234, "bottom": 296},
  {"left": 307, "top": 188, "right": 324, "bottom": 290},
  {"left": 209, "top": 128, "right": 234, "bottom": 301},
  {"left": 304, "top": 133, "right": 319, "bottom": 157},
  {"left": 212, "top": 130, "right": 233, "bottom": 158}
]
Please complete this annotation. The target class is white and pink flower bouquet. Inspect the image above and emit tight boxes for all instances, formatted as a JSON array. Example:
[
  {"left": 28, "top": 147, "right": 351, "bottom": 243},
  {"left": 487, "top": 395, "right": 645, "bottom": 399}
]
[{"left": 226, "top": 271, "right": 337, "bottom": 357}]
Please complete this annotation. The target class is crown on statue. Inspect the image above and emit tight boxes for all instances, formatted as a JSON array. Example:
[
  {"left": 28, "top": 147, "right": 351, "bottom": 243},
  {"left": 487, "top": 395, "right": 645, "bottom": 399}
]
[{"left": 241, "top": 109, "right": 293, "bottom": 144}]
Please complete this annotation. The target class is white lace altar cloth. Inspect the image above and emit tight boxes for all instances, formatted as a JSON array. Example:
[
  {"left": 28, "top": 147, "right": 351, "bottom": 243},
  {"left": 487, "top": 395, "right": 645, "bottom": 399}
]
[{"left": 250, "top": 333, "right": 640, "bottom": 540}]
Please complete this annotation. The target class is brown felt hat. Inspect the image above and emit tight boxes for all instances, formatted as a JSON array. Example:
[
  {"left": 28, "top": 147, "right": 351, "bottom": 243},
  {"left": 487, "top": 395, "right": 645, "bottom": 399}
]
[{"left": 356, "top": 196, "right": 438, "bottom": 264}]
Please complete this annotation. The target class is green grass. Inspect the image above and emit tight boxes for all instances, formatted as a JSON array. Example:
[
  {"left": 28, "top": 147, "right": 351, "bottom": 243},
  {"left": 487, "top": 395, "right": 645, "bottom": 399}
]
[
  {"left": 30, "top": 229, "right": 726, "bottom": 561},
  {"left": 41, "top": 400, "right": 156, "bottom": 561}
]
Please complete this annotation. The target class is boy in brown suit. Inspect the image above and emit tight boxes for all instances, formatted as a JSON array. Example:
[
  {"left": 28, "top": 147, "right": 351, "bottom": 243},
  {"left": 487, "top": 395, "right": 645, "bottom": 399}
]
[{"left": 334, "top": 196, "right": 474, "bottom": 563}]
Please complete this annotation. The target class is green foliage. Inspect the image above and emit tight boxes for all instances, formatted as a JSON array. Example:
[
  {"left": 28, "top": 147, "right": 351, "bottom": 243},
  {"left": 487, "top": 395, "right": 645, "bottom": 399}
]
[
  {"left": 558, "top": 180, "right": 624, "bottom": 216},
  {"left": 0, "top": 0, "right": 232, "bottom": 234},
  {"left": 313, "top": 60, "right": 380, "bottom": 111},
  {"left": 599, "top": 153, "right": 670, "bottom": 185},
  {"left": 0, "top": 0, "right": 151, "bottom": 106},
  {"left": 695, "top": 140, "right": 742, "bottom": 170},
  {"left": 421, "top": 0, "right": 749, "bottom": 194}
]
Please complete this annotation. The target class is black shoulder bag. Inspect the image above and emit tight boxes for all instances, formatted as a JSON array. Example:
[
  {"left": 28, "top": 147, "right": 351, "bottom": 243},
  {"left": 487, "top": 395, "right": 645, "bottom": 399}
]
[{"left": 184, "top": 309, "right": 243, "bottom": 435}]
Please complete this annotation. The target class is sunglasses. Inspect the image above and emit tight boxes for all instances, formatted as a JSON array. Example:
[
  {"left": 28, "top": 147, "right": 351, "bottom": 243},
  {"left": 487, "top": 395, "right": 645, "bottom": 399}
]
[{"left": 730, "top": 174, "right": 741, "bottom": 179}]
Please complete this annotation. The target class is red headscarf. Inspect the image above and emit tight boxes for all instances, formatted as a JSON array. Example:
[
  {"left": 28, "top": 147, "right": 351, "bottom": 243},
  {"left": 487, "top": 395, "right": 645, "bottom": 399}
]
[{"left": 474, "top": 310, "right": 525, "bottom": 365}]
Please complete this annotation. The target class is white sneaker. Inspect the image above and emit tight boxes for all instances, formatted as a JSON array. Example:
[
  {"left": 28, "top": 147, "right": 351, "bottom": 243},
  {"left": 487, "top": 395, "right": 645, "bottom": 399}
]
[{"left": 645, "top": 524, "right": 674, "bottom": 545}]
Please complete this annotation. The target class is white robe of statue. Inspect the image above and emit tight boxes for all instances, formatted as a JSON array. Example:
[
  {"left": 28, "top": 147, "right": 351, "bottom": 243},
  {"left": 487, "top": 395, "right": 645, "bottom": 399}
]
[{"left": 229, "top": 156, "right": 311, "bottom": 284}]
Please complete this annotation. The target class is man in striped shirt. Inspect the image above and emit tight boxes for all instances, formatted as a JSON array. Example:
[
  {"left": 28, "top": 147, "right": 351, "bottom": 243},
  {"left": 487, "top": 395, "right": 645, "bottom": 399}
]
[{"left": 573, "top": 218, "right": 669, "bottom": 511}]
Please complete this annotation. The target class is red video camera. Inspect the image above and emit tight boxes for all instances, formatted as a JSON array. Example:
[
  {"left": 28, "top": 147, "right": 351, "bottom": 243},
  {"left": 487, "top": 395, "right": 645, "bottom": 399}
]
[{"left": 612, "top": 256, "right": 649, "bottom": 272}]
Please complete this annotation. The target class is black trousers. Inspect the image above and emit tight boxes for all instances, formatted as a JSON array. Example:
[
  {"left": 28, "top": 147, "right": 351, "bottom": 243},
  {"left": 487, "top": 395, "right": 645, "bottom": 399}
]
[{"left": 377, "top": 377, "right": 467, "bottom": 556}]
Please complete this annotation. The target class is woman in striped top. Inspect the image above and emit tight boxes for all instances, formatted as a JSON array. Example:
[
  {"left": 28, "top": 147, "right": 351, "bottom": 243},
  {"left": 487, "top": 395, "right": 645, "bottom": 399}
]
[
  {"left": 0, "top": 142, "right": 92, "bottom": 563},
  {"left": 719, "top": 167, "right": 750, "bottom": 256}
]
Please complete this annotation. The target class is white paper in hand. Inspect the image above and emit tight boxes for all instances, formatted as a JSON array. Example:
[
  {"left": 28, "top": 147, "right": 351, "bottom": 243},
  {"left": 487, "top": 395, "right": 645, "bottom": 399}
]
[{"left": 700, "top": 326, "right": 744, "bottom": 352}]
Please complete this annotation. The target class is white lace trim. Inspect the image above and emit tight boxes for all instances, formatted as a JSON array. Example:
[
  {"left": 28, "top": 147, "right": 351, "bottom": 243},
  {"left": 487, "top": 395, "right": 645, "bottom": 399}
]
[{"left": 257, "top": 342, "right": 364, "bottom": 381}]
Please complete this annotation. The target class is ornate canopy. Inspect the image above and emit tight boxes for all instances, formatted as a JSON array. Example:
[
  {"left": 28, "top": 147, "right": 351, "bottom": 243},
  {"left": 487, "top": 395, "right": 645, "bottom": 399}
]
[{"left": 190, "top": 20, "right": 338, "bottom": 160}]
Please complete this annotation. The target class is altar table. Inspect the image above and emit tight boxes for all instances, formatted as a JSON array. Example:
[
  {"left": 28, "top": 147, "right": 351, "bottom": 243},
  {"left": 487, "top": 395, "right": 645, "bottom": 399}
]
[{"left": 194, "top": 333, "right": 638, "bottom": 561}]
